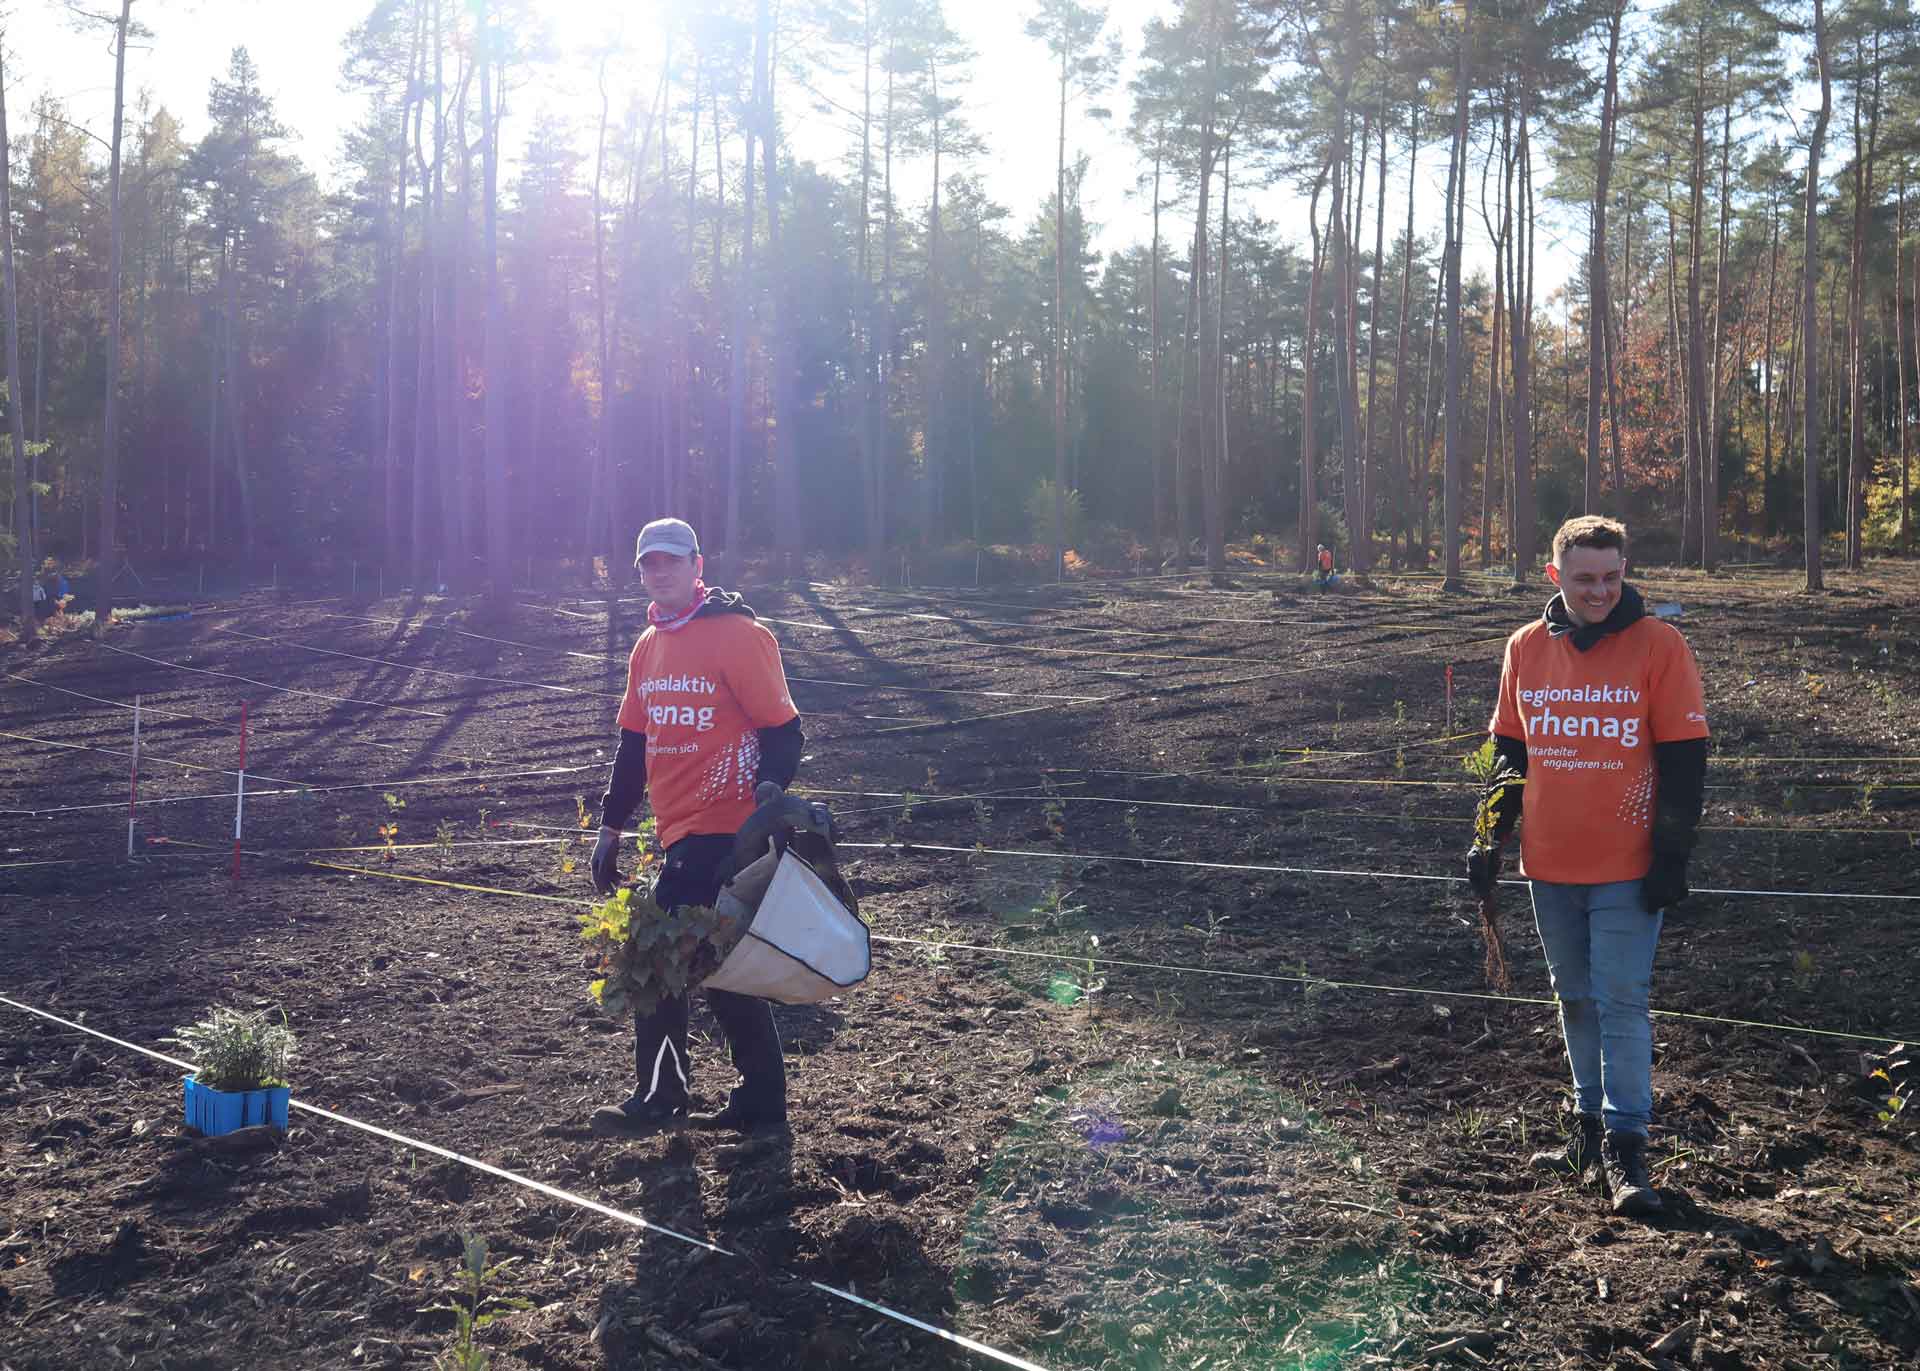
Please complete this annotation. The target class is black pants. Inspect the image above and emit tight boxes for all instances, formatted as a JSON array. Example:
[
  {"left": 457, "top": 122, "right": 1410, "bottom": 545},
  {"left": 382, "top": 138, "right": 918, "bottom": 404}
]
[{"left": 633, "top": 833, "right": 785, "bottom": 1118}]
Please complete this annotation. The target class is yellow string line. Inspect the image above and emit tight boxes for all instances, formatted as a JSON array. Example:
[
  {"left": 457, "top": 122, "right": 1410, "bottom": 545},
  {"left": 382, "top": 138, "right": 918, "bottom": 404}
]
[{"left": 296, "top": 859, "right": 1916, "bottom": 1047}]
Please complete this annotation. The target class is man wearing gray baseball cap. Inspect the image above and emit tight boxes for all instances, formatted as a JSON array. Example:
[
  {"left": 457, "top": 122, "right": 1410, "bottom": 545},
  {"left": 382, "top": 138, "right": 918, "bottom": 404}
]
[{"left": 588, "top": 517, "right": 806, "bottom": 1138}]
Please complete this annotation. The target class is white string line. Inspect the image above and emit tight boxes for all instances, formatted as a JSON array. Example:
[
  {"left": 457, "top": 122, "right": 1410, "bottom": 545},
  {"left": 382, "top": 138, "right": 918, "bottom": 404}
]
[
  {"left": 0, "top": 763, "right": 603, "bottom": 818},
  {"left": 764, "top": 613, "right": 1445, "bottom": 670},
  {"left": 207, "top": 625, "right": 620, "bottom": 699},
  {"left": 0, "top": 993, "right": 1055, "bottom": 1371},
  {"left": 0, "top": 727, "right": 314, "bottom": 789},
  {"left": 840, "top": 841, "right": 1920, "bottom": 903},
  {"left": 318, "top": 611, "right": 1111, "bottom": 705},
  {"left": 809, "top": 584, "right": 1369, "bottom": 628},
  {"left": 95, "top": 641, "right": 452, "bottom": 719},
  {"left": 281, "top": 858, "right": 1920, "bottom": 1048},
  {"left": 861, "top": 934, "right": 1917, "bottom": 1047},
  {"left": 8, "top": 835, "right": 570, "bottom": 873},
  {"left": 4, "top": 672, "right": 498, "bottom": 769},
  {"left": 823, "top": 603, "right": 1465, "bottom": 643},
  {"left": 5, "top": 672, "right": 241, "bottom": 732}
]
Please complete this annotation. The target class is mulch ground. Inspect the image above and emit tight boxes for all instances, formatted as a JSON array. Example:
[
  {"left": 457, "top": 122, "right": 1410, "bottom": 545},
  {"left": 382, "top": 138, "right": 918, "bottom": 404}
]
[{"left": 2, "top": 559, "right": 1917, "bottom": 1370}]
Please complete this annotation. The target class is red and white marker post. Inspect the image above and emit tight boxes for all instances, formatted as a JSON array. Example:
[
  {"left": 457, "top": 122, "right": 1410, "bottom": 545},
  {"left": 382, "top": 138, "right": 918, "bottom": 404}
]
[
  {"left": 1445, "top": 663, "right": 1455, "bottom": 735},
  {"left": 126, "top": 694, "right": 142, "bottom": 858},
  {"left": 231, "top": 701, "right": 249, "bottom": 881}
]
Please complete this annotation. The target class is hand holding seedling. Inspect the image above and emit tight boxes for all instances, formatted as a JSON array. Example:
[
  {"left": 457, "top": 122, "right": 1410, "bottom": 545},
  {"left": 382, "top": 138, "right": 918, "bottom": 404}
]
[{"left": 1463, "top": 740, "right": 1526, "bottom": 992}]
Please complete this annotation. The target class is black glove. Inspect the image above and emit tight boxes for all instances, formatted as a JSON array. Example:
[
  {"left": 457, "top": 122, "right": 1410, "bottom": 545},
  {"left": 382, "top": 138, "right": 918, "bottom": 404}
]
[
  {"left": 1642, "top": 851, "right": 1690, "bottom": 914},
  {"left": 590, "top": 825, "right": 623, "bottom": 894},
  {"left": 1465, "top": 844, "right": 1503, "bottom": 898}
]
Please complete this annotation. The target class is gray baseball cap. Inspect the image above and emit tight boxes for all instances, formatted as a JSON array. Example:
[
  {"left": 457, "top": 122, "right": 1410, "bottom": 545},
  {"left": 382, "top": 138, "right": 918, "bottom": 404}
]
[{"left": 635, "top": 517, "right": 700, "bottom": 563}]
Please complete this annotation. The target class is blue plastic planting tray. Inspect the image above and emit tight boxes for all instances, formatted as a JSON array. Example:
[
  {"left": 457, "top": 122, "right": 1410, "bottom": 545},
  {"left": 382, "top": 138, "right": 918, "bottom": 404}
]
[{"left": 183, "top": 1076, "right": 290, "bottom": 1136}]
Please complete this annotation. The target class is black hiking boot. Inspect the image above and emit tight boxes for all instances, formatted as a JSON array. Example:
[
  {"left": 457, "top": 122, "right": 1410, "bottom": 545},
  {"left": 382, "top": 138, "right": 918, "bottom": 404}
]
[
  {"left": 689, "top": 1097, "right": 789, "bottom": 1137},
  {"left": 1530, "top": 1113, "right": 1604, "bottom": 1181},
  {"left": 590, "top": 1093, "right": 688, "bottom": 1139},
  {"left": 1602, "top": 1130, "right": 1665, "bottom": 1218}
]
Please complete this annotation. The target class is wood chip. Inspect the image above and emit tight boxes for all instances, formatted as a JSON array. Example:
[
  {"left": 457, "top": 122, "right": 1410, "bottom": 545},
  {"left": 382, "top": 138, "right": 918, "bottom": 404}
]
[
  {"left": 441, "top": 1083, "right": 524, "bottom": 1111},
  {"left": 1649, "top": 1321, "right": 1698, "bottom": 1356}
]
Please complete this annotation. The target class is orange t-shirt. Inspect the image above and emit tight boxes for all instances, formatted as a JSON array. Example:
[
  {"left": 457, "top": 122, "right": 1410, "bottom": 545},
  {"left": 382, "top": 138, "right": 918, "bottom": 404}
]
[
  {"left": 616, "top": 613, "right": 799, "bottom": 849},
  {"left": 1489, "top": 615, "right": 1708, "bottom": 885}
]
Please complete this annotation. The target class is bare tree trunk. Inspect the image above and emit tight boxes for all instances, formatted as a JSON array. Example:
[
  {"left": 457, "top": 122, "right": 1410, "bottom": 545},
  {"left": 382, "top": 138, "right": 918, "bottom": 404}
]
[
  {"left": 92, "top": 0, "right": 134, "bottom": 630},
  {"left": 222, "top": 246, "right": 253, "bottom": 557},
  {"left": 1844, "top": 34, "right": 1880, "bottom": 568},
  {"left": 1703, "top": 47, "right": 1735, "bottom": 569},
  {"left": 1052, "top": 41, "right": 1069, "bottom": 576},
  {"left": 1390, "top": 102, "right": 1419, "bottom": 571},
  {"left": 1480, "top": 100, "right": 1509, "bottom": 570},
  {"left": 1898, "top": 163, "right": 1910, "bottom": 555},
  {"left": 1209, "top": 138, "right": 1228, "bottom": 575},
  {"left": 1803, "top": 0, "right": 1831, "bottom": 590},
  {"left": 760, "top": 0, "right": 803, "bottom": 559},
  {"left": 478, "top": 2, "right": 510, "bottom": 601},
  {"left": 584, "top": 54, "right": 611, "bottom": 571},
  {"left": 1442, "top": 0, "right": 1473, "bottom": 589},
  {"left": 1510, "top": 91, "right": 1536, "bottom": 581},
  {"left": 1174, "top": 233, "right": 1195, "bottom": 571},
  {"left": 1585, "top": 0, "right": 1623, "bottom": 514},
  {"left": 1685, "top": 28, "right": 1711, "bottom": 568},
  {"left": 1300, "top": 169, "right": 1329, "bottom": 571},
  {"left": 923, "top": 63, "right": 945, "bottom": 545},
  {"left": 1760, "top": 187, "right": 1779, "bottom": 536},
  {"left": 385, "top": 3, "right": 421, "bottom": 578},
  {"left": 1609, "top": 189, "right": 1630, "bottom": 495},
  {"left": 1, "top": 48, "right": 34, "bottom": 641},
  {"left": 1331, "top": 108, "right": 1364, "bottom": 574},
  {"left": 1362, "top": 92, "right": 1387, "bottom": 575},
  {"left": 725, "top": 58, "right": 757, "bottom": 554},
  {"left": 410, "top": 73, "right": 435, "bottom": 590},
  {"left": 1149, "top": 130, "right": 1164, "bottom": 554}
]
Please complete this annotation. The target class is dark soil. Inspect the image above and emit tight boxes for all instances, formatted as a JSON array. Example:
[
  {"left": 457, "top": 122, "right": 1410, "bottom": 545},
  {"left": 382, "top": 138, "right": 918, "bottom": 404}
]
[{"left": 3, "top": 560, "right": 1918, "bottom": 1370}]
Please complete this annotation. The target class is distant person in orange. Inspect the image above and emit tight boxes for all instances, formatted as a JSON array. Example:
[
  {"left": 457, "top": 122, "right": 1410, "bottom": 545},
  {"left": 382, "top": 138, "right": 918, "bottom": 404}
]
[
  {"left": 1313, "top": 543, "right": 1338, "bottom": 590},
  {"left": 588, "top": 517, "right": 804, "bottom": 1139},
  {"left": 1467, "top": 515, "right": 1708, "bottom": 1218}
]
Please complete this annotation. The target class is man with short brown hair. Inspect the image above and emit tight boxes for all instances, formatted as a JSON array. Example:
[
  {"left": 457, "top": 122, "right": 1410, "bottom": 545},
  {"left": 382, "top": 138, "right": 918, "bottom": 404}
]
[{"left": 1468, "top": 515, "right": 1708, "bottom": 1218}]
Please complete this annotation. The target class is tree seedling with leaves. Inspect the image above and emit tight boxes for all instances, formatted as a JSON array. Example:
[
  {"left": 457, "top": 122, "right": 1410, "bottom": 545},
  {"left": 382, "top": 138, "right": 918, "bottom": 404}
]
[
  {"left": 579, "top": 883, "right": 748, "bottom": 1019},
  {"left": 1464, "top": 739, "right": 1526, "bottom": 992},
  {"left": 423, "top": 1234, "right": 531, "bottom": 1371}
]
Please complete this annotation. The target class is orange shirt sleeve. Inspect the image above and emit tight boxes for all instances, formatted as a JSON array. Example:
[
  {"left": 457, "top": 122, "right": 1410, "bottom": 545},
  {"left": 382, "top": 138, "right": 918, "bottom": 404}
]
[
  {"left": 615, "top": 635, "right": 648, "bottom": 733},
  {"left": 1647, "top": 625, "right": 1709, "bottom": 743},
  {"left": 723, "top": 620, "right": 799, "bottom": 729},
  {"left": 1489, "top": 631, "right": 1525, "bottom": 738}
]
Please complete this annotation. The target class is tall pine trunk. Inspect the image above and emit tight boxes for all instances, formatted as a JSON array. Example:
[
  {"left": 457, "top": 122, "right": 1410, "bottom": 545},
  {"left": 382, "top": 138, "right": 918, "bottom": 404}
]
[
  {"left": 93, "top": 0, "right": 133, "bottom": 630},
  {"left": 1509, "top": 93, "right": 1536, "bottom": 580},
  {"left": 478, "top": 3, "right": 510, "bottom": 602},
  {"left": 1442, "top": 0, "right": 1472, "bottom": 589},
  {"left": 1803, "top": 0, "right": 1830, "bottom": 591},
  {"left": 1, "top": 48, "right": 34, "bottom": 641},
  {"left": 1585, "top": 0, "right": 1622, "bottom": 514}
]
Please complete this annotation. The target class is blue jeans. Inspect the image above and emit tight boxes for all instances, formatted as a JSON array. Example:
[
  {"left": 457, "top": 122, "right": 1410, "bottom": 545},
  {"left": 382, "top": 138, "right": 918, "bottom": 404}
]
[{"left": 1529, "top": 879, "right": 1662, "bottom": 1135}]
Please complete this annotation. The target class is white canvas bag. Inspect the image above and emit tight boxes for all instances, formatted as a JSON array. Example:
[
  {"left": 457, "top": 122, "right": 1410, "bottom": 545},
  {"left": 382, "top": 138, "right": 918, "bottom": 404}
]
[{"left": 704, "top": 845, "right": 870, "bottom": 1003}]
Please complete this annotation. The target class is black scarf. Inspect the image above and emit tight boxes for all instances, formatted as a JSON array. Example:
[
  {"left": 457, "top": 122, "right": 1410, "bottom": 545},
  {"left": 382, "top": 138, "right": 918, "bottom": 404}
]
[{"left": 1543, "top": 582, "right": 1646, "bottom": 652}]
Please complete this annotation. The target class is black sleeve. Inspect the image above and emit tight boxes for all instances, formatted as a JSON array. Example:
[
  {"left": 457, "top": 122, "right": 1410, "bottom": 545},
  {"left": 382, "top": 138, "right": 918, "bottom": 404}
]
[
  {"left": 755, "top": 717, "right": 804, "bottom": 791},
  {"left": 1487, "top": 733, "right": 1529, "bottom": 843},
  {"left": 1652, "top": 737, "right": 1709, "bottom": 856},
  {"left": 597, "top": 727, "right": 649, "bottom": 830}
]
